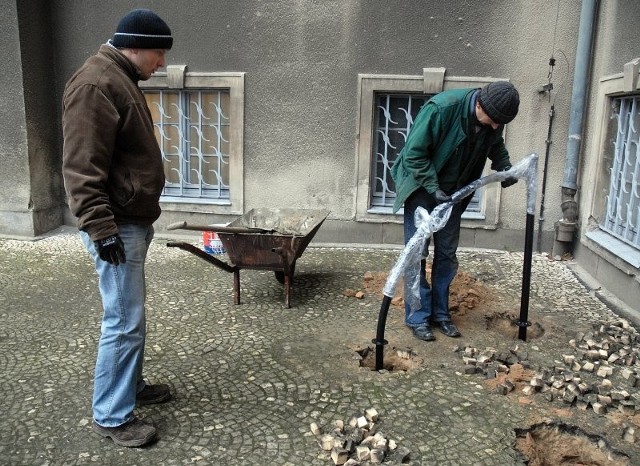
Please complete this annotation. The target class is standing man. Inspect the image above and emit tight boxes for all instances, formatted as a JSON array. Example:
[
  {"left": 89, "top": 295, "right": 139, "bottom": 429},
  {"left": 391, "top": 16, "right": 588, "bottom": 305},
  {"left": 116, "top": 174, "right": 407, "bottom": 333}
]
[
  {"left": 62, "top": 9, "right": 174, "bottom": 447},
  {"left": 391, "top": 81, "right": 520, "bottom": 342}
]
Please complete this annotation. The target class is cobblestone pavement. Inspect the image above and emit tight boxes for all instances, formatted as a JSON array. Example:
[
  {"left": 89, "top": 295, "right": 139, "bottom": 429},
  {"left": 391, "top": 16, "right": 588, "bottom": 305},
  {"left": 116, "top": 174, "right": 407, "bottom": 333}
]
[{"left": 1, "top": 229, "right": 639, "bottom": 465}]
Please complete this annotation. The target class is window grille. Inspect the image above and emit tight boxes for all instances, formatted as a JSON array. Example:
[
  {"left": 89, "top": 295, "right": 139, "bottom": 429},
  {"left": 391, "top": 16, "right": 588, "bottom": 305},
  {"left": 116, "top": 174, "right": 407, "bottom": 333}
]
[
  {"left": 145, "top": 89, "right": 231, "bottom": 200},
  {"left": 602, "top": 95, "right": 640, "bottom": 248},
  {"left": 371, "top": 93, "right": 428, "bottom": 207},
  {"left": 371, "top": 92, "right": 481, "bottom": 212}
]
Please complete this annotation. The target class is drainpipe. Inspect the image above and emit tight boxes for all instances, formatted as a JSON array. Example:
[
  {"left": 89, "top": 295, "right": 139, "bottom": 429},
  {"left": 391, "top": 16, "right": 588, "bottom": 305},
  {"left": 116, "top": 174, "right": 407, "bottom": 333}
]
[{"left": 553, "top": 0, "right": 599, "bottom": 257}]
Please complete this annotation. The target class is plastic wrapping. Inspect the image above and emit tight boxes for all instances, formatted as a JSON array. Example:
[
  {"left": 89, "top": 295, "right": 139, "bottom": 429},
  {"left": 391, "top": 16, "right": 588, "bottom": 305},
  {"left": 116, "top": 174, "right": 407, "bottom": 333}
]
[{"left": 383, "top": 153, "right": 539, "bottom": 312}]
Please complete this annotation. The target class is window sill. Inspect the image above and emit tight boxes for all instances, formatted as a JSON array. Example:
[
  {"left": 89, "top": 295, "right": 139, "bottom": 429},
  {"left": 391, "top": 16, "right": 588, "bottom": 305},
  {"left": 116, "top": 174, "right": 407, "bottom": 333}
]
[
  {"left": 367, "top": 206, "right": 484, "bottom": 220},
  {"left": 584, "top": 229, "right": 640, "bottom": 269},
  {"left": 161, "top": 197, "right": 231, "bottom": 206}
]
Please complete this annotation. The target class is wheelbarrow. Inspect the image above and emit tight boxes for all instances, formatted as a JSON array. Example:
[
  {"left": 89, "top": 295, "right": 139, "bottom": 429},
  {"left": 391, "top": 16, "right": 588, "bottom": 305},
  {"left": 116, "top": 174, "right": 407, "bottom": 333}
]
[{"left": 166, "top": 208, "right": 330, "bottom": 308}]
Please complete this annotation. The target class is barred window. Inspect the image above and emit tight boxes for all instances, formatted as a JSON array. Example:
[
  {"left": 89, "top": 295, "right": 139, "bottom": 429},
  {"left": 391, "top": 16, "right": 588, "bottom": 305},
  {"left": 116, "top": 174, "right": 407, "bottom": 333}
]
[
  {"left": 371, "top": 92, "right": 481, "bottom": 213},
  {"left": 602, "top": 95, "right": 640, "bottom": 248},
  {"left": 145, "top": 89, "right": 231, "bottom": 200},
  {"left": 140, "top": 70, "right": 244, "bottom": 213},
  {"left": 371, "top": 93, "right": 428, "bottom": 207}
]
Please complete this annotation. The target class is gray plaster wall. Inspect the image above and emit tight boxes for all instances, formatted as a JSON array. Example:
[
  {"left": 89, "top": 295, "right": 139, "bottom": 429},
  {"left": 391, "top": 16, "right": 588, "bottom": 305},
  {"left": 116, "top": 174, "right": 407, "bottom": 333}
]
[
  {"left": 47, "top": 0, "right": 581, "bottom": 252},
  {"left": 0, "top": 2, "right": 30, "bottom": 236},
  {"left": 18, "top": 0, "right": 64, "bottom": 234},
  {"left": 1, "top": 2, "right": 636, "bottom": 317},
  {"left": 0, "top": 1, "right": 63, "bottom": 237},
  {"left": 573, "top": 0, "right": 640, "bottom": 311}
]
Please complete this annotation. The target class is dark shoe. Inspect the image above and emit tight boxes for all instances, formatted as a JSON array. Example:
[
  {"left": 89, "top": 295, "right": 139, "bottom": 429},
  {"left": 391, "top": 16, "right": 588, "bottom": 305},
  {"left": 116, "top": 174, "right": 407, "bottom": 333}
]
[
  {"left": 93, "top": 417, "right": 157, "bottom": 447},
  {"left": 411, "top": 324, "right": 436, "bottom": 341},
  {"left": 435, "top": 320, "right": 461, "bottom": 338},
  {"left": 136, "top": 383, "right": 171, "bottom": 406}
]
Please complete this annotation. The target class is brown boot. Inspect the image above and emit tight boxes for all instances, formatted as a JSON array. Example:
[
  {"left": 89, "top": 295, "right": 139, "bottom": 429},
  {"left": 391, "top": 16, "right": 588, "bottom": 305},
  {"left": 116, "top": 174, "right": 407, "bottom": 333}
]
[{"left": 93, "top": 417, "right": 157, "bottom": 447}]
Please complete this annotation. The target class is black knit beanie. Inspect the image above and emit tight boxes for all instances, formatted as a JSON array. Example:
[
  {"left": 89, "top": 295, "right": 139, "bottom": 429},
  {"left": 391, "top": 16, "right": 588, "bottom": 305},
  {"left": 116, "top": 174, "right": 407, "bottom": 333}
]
[
  {"left": 478, "top": 81, "right": 519, "bottom": 124},
  {"left": 112, "top": 9, "right": 173, "bottom": 50}
]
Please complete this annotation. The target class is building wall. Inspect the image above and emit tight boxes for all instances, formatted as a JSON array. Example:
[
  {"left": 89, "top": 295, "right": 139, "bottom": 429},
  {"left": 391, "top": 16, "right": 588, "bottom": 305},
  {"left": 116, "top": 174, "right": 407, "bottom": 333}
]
[
  {"left": 1, "top": 1, "right": 636, "bottom": 310},
  {"left": 0, "top": 0, "right": 64, "bottom": 237},
  {"left": 576, "top": 0, "right": 640, "bottom": 312},
  {"left": 41, "top": 0, "right": 581, "bottom": 252},
  {"left": 0, "top": 2, "right": 32, "bottom": 236}
]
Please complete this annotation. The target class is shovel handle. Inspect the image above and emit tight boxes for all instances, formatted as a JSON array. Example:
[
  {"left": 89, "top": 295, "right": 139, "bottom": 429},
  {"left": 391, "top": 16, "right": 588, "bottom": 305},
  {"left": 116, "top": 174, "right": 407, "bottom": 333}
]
[{"left": 166, "top": 221, "right": 270, "bottom": 234}]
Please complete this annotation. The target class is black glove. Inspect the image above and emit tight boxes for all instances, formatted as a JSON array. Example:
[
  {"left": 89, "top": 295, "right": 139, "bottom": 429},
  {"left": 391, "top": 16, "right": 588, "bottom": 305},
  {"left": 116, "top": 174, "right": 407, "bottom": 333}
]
[
  {"left": 95, "top": 234, "right": 126, "bottom": 265},
  {"left": 500, "top": 165, "right": 518, "bottom": 188},
  {"left": 434, "top": 188, "right": 452, "bottom": 204}
]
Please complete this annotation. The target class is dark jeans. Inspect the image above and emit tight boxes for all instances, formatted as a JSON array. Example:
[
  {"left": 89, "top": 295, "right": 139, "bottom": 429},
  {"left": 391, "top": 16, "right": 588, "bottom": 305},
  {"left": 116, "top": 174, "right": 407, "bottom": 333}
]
[{"left": 403, "top": 188, "right": 465, "bottom": 327}]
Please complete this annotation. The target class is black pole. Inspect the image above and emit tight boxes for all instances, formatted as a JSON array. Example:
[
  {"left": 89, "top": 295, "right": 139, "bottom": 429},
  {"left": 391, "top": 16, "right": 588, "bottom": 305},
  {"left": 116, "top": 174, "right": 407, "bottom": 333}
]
[
  {"left": 536, "top": 105, "right": 555, "bottom": 252},
  {"left": 518, "top": 212, "right": 535, "bottom": 340},
  {"left": 373, "top": 295, "right": 391, "bottom": 371},
  {"left": 374, "top": 154, "right": 538, "bottom": 366}
]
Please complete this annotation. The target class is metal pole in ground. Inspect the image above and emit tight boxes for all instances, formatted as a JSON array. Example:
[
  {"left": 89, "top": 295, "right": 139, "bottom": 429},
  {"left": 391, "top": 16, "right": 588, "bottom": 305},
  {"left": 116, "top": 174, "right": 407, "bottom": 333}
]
[
  {"left": 518, "top": 212, "right": 535, "bottom": 341},
  {"left": 518, "top": 154, "right": 539, "bottom": 341},
  {"left": 373, "top": 296, "right": 391, "bottom": 371},
  {"left": 374, "top": 154, "right": 539, "bottom": 371}
]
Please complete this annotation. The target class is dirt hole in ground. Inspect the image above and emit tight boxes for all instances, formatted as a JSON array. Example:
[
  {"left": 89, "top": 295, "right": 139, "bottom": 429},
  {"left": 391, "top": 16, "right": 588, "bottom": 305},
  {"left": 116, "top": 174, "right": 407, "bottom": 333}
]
[
  {"left": 485, "top": 311, "right": 545, "bottom": 340},
  {"left": 356, "top": 345, "right": 423, "bottom": 372},
  {"left": 514, "top": 421, "right": 630, "bottom": 466},
  {"left": 360, "top": 268, "right": 493, "bottom": 313}
]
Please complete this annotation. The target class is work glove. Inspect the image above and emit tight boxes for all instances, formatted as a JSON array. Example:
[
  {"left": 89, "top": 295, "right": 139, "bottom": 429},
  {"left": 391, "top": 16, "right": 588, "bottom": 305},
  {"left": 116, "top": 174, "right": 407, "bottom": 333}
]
[
  {"left": 433, "top": 188, "right": 452, "bottom": 204},
  {"left": 95, "top": 234, "right": 126, "bottom": 265},
  {"left": 500, "top": 165, "right": 518, "bottom": 188}
]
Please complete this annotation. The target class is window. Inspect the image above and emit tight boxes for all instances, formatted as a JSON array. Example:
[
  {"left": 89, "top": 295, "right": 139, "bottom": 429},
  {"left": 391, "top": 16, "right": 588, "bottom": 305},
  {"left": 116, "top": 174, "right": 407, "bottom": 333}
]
[
  {"left": 145, "top": 90, "right": 231, "bottom": 200},
  {"left": 371, "top": 93, "right": 429, "bottom": 208},
  {"left": 355, "top": 70, "right": 502, "bottom": 225},
  {"left": 370, "top": 91, "right": 482, "bottom": 214},
  {"left": 583, "top": 58, "right": 640, "bottom": 268},
  {"left": 602, "top": 96, "right": 640, "bottom": 247},
  {"left": 141, "top": 69, "right": 245, "bottom": 214}
]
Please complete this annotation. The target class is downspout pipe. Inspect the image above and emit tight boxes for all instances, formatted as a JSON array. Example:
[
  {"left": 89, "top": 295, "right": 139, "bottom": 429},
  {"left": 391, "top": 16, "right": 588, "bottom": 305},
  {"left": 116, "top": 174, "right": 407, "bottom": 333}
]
[{"left": 553, "top": 0, "right": 599, "bottom": 257}]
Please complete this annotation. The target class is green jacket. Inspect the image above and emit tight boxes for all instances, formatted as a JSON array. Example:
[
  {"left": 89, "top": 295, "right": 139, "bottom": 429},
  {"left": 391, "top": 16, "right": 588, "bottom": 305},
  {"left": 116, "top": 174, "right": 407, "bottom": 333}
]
[{"left": 390, "top": 88, "right": 511, "bottom": 213}]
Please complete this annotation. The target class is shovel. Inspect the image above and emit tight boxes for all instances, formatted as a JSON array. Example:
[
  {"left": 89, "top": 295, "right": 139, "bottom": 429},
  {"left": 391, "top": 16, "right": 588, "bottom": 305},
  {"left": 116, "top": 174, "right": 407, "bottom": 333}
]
[{"left": 166, "top": 221, "right": 274, "bottom": 234}]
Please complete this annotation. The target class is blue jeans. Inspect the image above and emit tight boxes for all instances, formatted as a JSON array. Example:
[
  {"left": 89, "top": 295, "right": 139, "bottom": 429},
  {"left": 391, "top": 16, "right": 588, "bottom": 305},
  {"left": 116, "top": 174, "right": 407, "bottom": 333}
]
[
  {"left": 403, "top": 189, "right": 465, "bottom": 327},
  {"left": 81, "top": 224, "right": 154, "bottom": 427}
]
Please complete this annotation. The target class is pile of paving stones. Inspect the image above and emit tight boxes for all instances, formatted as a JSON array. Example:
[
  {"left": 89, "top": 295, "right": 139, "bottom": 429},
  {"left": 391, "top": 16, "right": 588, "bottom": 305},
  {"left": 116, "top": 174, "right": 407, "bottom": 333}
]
[
  {"left": 457, "top": 343, "right": 532, "bottom": 380},
  {"left": 311, "top": 408, "right": 411, "bottom": 465},
  {"left": 458, "top": 318, "right": 640, "bottom": 442}
]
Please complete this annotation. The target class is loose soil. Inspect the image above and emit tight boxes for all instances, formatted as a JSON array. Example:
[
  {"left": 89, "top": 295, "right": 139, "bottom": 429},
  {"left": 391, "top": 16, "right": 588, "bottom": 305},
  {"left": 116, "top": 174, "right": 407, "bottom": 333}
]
[
  {"left": 514, "top": 422, "right": 631, "bottom": 466},
  {"left": 348, "top": 264, "right": 547, "bottom": 372}
]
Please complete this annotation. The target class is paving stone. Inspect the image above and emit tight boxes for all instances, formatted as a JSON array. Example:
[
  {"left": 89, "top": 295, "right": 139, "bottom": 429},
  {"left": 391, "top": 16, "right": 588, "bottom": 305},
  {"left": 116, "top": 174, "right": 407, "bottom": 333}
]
[{"left": 1, "top": 232, "right": 639, "bottom": 465}]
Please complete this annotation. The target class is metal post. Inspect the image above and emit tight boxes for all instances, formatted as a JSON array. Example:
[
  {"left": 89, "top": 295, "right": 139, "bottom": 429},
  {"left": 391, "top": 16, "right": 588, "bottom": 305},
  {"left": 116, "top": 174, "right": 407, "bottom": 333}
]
[
  {"left": 374, "top": 154, "right": 538, "bottom": 368},
  {"left": 374, "top": 296, "right": 391, "bottom": 371},
  {"left": 537, "top": 105, "right": 555, "bottom": 252},
  {"left": 518, "top": 212, "right": 535, "bottom": 341}
]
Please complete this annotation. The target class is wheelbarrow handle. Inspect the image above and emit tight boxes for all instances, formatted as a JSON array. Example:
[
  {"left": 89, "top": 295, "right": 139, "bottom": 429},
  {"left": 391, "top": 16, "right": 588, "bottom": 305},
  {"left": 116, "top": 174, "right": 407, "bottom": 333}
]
[{"left": 166, "top": 221, "right": 271, "bottom": 234}]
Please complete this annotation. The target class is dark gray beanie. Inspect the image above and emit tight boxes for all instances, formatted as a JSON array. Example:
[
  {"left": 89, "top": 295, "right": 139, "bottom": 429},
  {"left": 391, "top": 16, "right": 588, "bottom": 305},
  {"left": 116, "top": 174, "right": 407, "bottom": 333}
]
[
  {"left": 112, "top": 9, "right": 173, "bottom": 50},
  {"left": 478, "top": 81, "right": 519, "bottom": 124}
]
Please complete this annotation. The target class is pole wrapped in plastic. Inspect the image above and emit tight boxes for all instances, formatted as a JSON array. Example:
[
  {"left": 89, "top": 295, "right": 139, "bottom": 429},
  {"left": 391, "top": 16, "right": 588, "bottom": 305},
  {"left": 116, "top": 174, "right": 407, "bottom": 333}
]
[{"left": 382, "top": 153, "right": 539, "bottom": 311}]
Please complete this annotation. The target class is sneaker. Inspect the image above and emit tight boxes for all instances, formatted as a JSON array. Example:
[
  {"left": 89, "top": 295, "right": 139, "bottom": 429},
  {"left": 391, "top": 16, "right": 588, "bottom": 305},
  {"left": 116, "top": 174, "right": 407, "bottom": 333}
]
[
  {"left": 136, "top": 384, "right": 171, "bottom": 406},
  {"left": 411, "top": 324, "right": 436, "bottom": 341},
  {"left": 93, "top": 417, "right": 156, "bottom": 447},
  {"left": 434, "top": 320, "right": 461, "bottom": 338}
]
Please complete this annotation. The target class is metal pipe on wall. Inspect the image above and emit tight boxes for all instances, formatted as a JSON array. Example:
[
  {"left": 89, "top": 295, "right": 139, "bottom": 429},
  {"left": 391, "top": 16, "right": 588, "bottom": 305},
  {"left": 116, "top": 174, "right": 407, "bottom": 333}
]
[{"left": 553, "top": 0, "right": 599, "bottom": 257}]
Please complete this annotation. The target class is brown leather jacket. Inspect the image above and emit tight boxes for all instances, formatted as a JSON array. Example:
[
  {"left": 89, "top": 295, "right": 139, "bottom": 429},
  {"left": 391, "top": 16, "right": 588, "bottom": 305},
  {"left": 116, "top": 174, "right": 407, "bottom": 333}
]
[{"left": 62, "top": 44, "right": 165, "bottom": 241}]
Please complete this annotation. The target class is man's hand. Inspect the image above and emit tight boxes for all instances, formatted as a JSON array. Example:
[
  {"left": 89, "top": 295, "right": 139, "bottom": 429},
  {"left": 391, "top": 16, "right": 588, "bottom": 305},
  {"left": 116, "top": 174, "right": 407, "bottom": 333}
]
[
  {"left": 95, "top": 234, "right": 126, "bottom": 265},
  {"left": 500, "top": 165, "right": 518, "bottom": 188},
  {"left": 434, "top": 189, "right": 452, "bottom": 204}
]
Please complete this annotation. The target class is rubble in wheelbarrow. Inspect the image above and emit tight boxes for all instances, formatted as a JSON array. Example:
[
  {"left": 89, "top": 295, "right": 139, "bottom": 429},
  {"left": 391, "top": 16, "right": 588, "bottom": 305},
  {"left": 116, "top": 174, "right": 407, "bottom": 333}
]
[
  {"left": 311, "top": 408, "right": 410, "bottom": 465},
  {"left": 456, "top": 318, "right": 640, "bottom": 423}
]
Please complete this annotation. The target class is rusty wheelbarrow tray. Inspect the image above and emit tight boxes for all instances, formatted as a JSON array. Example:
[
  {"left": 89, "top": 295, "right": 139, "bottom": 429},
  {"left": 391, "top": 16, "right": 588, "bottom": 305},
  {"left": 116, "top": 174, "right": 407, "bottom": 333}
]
[{"left": 166, "top": 208, "right": 330, "bottom": 308}]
